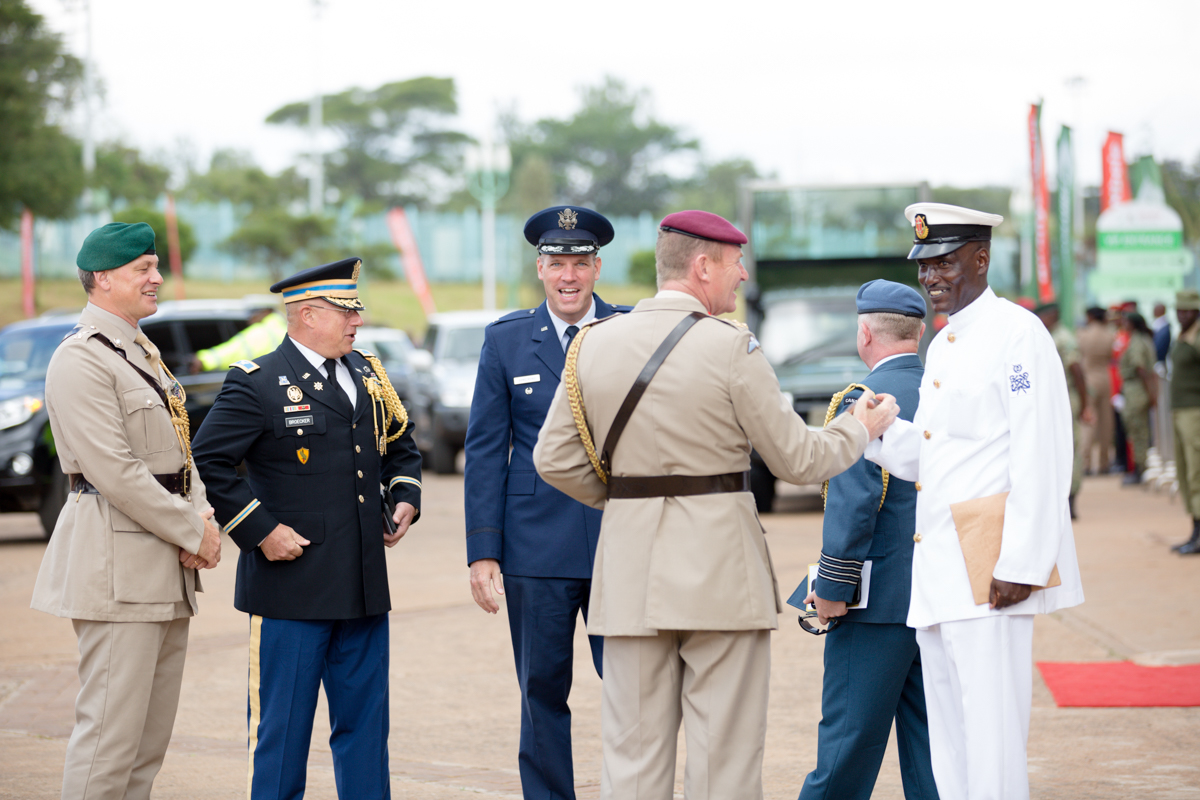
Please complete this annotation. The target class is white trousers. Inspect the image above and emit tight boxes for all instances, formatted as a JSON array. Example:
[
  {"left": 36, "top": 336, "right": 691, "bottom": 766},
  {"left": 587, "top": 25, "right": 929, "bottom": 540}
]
[
  {"left": 915, "top": 615, "right": 1034, "bottom": 800},
  {"left": 600, "top": 629, "right": 771, "bottom": 800}
]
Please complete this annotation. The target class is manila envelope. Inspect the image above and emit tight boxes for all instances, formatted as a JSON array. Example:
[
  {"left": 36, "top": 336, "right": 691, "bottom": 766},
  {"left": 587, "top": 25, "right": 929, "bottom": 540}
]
[{"left": 949, "top": 491, "right": 1061, "bottom": 606}]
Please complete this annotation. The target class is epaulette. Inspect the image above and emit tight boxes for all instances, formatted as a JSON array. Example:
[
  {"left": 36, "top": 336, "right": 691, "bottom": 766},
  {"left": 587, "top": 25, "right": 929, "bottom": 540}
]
[
  {"left": 492, "top": 309, "right": 534, "bottom": 326},
  {"left": 610, "top": 304, "right": 634, "bottom": 313},
  {"left": 584, "top": 312, "right": 624, "bottom": 329},
  {"left": 352, "top": 348, "right": 376, "bottom": 359},
  {"left": 231, "top": 359, "right": 260, "bottom": 373}
]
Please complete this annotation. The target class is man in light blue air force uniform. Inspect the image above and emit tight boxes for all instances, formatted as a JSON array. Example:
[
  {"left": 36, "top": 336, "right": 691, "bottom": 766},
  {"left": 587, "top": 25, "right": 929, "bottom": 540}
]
[
  {"left": 463, "top": 206, "right": 631, "bottom": 799},
  {"left": 790, "top": 279, "right": 939, "bottom": 800}
]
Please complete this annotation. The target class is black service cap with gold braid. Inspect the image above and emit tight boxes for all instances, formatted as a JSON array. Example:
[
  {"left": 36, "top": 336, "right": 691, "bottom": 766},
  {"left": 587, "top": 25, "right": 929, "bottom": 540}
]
[{"left": 270, "top": 257, "right": 365, "bottom": 310}]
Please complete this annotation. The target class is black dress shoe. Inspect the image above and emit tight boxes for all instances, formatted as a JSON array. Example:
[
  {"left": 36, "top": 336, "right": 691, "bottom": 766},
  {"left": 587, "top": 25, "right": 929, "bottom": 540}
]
[
  {"left": 1122, "top": 471, "right": 1143, "bottom": 485},
  {"left": 1069, "top": 494, "right": 1077, "bottom": 520},
  {"left": 1178, "top": 539, "right": 1200, "bottom": 555}
]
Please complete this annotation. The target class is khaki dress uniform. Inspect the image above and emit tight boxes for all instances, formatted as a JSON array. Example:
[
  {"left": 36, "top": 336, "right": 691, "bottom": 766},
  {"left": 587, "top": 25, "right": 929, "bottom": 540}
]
[
  {"left": 1052, "top": 324, "right": 1084, "bottom": 496},
  {"left": 1077, "top": 321, "right": 1116, "bottom": 472},
  {"left": 31, "top": 303, "right": 210, "bottom": 800},
  {"left": 535, "top": 291, "right": 867, "bottom": 800},
  {"left": 1120, "top": 330, "right": 1156, "bottom": 471}
]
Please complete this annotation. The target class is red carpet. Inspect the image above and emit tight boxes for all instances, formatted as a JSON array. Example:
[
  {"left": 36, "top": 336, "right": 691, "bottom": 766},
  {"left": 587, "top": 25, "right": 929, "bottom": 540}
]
[{"left": 1036, "top": 661, "right": 1200, "bottom": 707}]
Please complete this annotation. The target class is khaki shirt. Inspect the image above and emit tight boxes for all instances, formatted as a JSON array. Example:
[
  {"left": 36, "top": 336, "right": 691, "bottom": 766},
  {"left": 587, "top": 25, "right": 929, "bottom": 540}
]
[
  {"left": 534, "top": 293, "right": 867, "bottom": 635},
  {"left": 1077, "top": 321, "right": 1115, "bottom": 390},
  {"left": 31, "top": 304, "right": 209, "bottom": 622}
]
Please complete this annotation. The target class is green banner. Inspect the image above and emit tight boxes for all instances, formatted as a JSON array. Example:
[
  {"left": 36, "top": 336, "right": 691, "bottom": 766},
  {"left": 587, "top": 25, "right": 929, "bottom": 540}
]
[
  {"left": 1097, "top": 230, "right": 1184, "bottom": 250},
  {"left": 1056, "top": 126, "right": 1074, "bottom": 320}
]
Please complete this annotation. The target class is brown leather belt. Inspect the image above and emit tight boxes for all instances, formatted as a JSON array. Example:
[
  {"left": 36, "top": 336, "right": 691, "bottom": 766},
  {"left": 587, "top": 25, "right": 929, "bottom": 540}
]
[
  {"left": 71, "top": 471, "right": 189, "bottom": 496},
  {"left": 606, "top": 471, "right": 750, "bottom": 499}
]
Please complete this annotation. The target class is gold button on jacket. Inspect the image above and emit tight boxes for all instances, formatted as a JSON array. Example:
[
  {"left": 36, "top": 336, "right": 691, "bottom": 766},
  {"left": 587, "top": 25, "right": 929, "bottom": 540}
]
[{"left": 913, "top": 532, "right": 923, "bottom": 543}]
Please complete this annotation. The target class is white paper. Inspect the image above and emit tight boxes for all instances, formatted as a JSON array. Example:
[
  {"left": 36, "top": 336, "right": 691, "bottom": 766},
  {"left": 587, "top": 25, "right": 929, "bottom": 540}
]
[{"left": 807, "top": 560, "right": 872, "bottom": 611}]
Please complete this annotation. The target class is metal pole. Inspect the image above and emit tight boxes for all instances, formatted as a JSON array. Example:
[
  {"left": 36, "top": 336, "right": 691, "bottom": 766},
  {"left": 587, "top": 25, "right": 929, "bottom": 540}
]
[
  {"left": 81, "top": 0, "right": 94, "bottom": 210},
  {"left": 482, "top": 197, "right": 496, "bottom": 311},
  {"left": 308, "top": 1, "right": 324, "bottom": 214}
]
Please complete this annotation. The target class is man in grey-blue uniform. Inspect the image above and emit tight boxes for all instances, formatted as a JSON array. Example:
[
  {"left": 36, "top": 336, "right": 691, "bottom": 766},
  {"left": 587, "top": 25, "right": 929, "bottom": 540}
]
[
  {"left": 790, "top": 280, "right": 939, "bottom": 800},
  {"left": 464, "top": 206, "right": 630, "bottom": 799}
]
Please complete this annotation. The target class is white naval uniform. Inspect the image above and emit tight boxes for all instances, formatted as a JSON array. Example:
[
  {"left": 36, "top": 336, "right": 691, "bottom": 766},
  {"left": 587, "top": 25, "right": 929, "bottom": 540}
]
[{"left": 866, "top": 287, "right": 1084, "bottom": 800}]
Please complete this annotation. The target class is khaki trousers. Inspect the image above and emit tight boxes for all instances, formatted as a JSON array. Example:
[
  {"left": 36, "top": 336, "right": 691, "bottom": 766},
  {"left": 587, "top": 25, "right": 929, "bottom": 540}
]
[
  {"left": 600, "top": 629, "right": 771, "bottom": 800},
  {"left": 1174, "top": 408, "right": 1200, "bottom": 519},
  {"left": 62, "top": 617, "right": 189, "bottom": 800}
]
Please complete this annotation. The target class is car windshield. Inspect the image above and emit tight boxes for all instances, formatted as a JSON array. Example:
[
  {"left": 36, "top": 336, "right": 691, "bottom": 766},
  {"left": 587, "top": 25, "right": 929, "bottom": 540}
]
[
  {"left": 759, "top": 297, "right": 861, "bottom": 368},
  {"left": 438, "top": 326, "right": 487, "bottom": 362},
  {"left": 0, "top": 326, "right": 70, "bottom": 385}
]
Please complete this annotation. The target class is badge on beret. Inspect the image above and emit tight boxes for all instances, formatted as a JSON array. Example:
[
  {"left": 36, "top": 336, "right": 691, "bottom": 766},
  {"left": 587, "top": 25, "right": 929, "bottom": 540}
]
[
  {"left": 297, "top": 448, "right": 309, "bottom": 465},
  {"left": 558, "top": 208, "right": 578, "bottom": 230},
  {"left": 287, "top": 385, "right": 303, "bottom": 403},
  {"left": 914, "top": 214, "right": 929, "bottom": 240}
]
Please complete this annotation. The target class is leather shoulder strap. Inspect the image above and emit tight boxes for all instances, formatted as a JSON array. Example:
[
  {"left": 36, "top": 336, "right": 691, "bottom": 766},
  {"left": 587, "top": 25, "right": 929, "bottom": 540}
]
[
  {"left": 600, "top": 311, "right": 706, "bottom": 475},
  {"left": 92, "top": 332, "right": 170, "bottom": 407}
]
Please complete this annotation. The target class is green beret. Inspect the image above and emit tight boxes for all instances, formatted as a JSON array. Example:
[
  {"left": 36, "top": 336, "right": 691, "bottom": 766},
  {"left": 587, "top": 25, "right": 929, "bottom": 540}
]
[
  {"left": 1177, "top": 289, "right": 1200, "bottom": 311},
  {"left": 76, "top": 222, "right": 157, "bottom": 272}
]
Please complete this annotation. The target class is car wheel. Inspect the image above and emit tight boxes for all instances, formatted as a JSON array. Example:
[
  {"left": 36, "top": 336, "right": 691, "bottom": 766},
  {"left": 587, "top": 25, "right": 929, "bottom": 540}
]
[
  {"left": 430, "top": 437, "right": 457, "bottom": 475},
  {"left": 750, "top": 461, "right": 776, "bottom": 514},
  {"left": 39, "top": 462, "right": 70, "bottom": 539}
]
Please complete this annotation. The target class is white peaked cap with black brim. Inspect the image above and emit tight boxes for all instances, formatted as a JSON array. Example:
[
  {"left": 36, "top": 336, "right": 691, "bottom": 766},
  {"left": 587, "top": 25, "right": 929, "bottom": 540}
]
[{"left": 904, "top": 202, "right": 1004, "bottom": 260}]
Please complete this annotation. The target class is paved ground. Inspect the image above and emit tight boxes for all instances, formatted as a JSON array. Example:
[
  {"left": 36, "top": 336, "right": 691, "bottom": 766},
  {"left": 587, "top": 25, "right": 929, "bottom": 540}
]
[{"left": 1, "top": 472, "right": 1198, "bottom": 799}]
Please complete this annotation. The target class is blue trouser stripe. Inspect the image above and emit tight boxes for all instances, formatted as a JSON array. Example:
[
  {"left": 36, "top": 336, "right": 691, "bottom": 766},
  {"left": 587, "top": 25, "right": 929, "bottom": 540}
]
[
  {"left": 248, "top": 614, "right": 391, "bottom": 800},
  {"left": 505, "top": 576, "right": 602, "bottom": 800},
  {"left": 797, "top": 620, "right": 939, "bottom": 800}
]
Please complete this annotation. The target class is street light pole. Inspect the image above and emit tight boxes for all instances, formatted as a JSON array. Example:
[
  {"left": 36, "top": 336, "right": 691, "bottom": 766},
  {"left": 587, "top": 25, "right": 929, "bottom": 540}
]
[
  {"left": 308, "top": 0, "right": 325, "bottom": 214},
  {"left": 466, "top": 137, "right": 510, "bottom": 310}
]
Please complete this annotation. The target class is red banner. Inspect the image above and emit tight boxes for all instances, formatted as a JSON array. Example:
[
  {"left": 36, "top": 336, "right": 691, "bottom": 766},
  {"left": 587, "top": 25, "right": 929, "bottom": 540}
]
[
  {"left": 164, "top": 194, "right": 186, "bottom": 300},
  {"left": 386, "top": 208, "right": 437, "bottom": 318},
  {"left": 1101, "top": 132, "right": 1131, "bottom": 212},
  {"left": 1028, "top": 104, "right": 1054, "bottom": 303},
  {"left": 20, "top": 208, "right": 34, "bottom": 318}
]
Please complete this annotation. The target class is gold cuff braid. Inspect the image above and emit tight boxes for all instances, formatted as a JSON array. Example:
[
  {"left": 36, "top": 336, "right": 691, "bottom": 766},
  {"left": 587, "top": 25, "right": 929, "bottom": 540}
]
[
  {"left": 357, "top": 351, "right": 409, "bottom": 455},
  {"left": 821, "top": 383, "right": 888, "bottom": 511},
  {"left": 563, "top": 324, "right": 607, "bottom": 484}
]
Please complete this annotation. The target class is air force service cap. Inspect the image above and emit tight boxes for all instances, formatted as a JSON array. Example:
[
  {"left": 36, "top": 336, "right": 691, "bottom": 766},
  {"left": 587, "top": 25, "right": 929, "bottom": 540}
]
[
  {"left": 524, "top": 206, "right": 614, "bottom": 255},
  {"left": 659, "top": 210, "right": 748, "bottom": 245},
  {"left": 270, "top": 257, "right": 366, "bottom": 311},
  {"left": 857, "top": 279, "right": 926, "bottom": 318},
  {"left": 904, "top": 203, "right": 1004, "bottom": 260},
  {"left": 76, "top": 222, "right": 156, "bottom": 272}
]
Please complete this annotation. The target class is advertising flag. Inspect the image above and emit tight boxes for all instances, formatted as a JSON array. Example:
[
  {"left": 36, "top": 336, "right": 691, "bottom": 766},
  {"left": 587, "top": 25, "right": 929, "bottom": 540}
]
[
  {"left": 1028, "top": 103, "right": 1054, "bottom": 303},
  {"left": 1056, "top": 126, "right": 1075, "bottom": 320},
  {"left": 386, "top": 207, "right": 438, "bottom": 318},
  {"left": 1101, "top": 132, "right": 1132, "bottom": 212}
]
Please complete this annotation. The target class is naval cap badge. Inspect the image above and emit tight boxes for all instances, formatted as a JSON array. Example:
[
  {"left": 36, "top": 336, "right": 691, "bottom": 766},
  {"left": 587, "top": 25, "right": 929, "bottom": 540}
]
[
  {"left": 558, "top": 208, "right": 578, "bottom": 230},
  {"left": 914, "top": 214, "right": 929, "bottom": 240}
]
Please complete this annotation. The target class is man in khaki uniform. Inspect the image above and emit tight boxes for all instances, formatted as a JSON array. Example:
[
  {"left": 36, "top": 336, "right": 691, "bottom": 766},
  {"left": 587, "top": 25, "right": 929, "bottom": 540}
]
[
  {"left": 31, "top": 222, "right": 222, "bottom": 800},
  {"left": 534, "top": 210, "right": 899, "bottom": 799},
  {"left": 1171, "top": 289, "right": 1200, "bottom": 555},
  {"left": 1078, "top": 306, "right": 1116, "bottom": 473},
  {"left": 1036, "top": 303, "right": 1093, "bottom": 517}
]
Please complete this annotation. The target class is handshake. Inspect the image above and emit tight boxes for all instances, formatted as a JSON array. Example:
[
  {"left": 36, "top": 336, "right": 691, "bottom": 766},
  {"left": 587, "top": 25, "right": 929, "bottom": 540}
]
[{"left": 846, "top": 389, "right": 900, "bottom": 441}]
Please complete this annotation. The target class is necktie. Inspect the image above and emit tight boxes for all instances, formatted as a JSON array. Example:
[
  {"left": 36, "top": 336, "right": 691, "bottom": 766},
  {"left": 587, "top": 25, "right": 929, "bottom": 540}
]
[
  {"left": 564, "top": 325, "right": 579, "bottom": 353},
  {"left": 323, "top": 358, "right": 352, "bottom": 414},
  {"left": 134, "top": 330, "right": 162, "bottom": 375}
]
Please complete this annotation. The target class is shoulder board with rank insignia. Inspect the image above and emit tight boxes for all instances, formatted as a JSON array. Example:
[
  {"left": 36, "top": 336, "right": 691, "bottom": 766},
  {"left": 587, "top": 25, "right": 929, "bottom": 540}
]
[
  {"left": 353, "top": 348, "right": 376, "bottom": 359},
  {"left": 231, "top": 360, "right": 260, "bottom": 373}
]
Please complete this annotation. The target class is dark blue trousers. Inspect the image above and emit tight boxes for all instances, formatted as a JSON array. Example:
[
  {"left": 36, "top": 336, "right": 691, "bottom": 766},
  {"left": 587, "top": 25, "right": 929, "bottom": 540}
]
[
  {"left": 248, "top": 613, "right": 390, "bottom": 800},
  {"left": 798, "top": 621, "right": 939, "bottom": 800},
  {"left": 505, "top": 576, "right": 603, "bottom": 800}
]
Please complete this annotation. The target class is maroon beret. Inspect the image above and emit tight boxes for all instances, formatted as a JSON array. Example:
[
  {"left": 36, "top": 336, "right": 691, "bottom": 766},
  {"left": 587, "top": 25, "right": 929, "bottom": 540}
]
[{"left": 659, "top": 210, "right": 748, "bottom": 246}]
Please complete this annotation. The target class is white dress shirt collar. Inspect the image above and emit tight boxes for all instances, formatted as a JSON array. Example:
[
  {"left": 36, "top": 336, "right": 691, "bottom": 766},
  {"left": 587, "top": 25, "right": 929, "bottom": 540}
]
[
  {"left": 547, "top": 297, "right": 597, "bottom": 351},
  {"left": 288, "top": 336, "right": 356, "bottom": 408}
]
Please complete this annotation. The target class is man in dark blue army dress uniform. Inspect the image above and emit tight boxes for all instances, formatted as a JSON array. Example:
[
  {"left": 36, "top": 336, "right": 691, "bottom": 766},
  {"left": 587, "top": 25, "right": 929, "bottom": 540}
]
[
  {"left": 192, "top": 257, "right": 421, "bottom": 800},
  {"left": 464, "top": 206, "right": 630, "bottom": 799},
  {"left": 792, "top": 280, "right": 939, "bottom": 800}
]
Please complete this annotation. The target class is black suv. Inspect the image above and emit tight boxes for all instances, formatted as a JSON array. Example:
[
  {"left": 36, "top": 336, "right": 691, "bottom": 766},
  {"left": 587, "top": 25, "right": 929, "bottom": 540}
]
[{"left": 0, "top": 300, "right": 256, "bottom": 537}]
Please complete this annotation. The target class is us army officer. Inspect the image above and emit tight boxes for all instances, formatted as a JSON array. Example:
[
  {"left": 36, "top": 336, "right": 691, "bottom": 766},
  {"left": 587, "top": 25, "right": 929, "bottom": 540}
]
[
  {"left": 192, "top": 258, "right": 422, "bottom": 800},
  {"left": 464, "top": 206, "right": 630, "bottom": 799},
  {"left": 31, "top": 221, "right": 222, "bottom": 800},
  {"left": 534, "top": 210, "right": 899, "bottom": 800}
]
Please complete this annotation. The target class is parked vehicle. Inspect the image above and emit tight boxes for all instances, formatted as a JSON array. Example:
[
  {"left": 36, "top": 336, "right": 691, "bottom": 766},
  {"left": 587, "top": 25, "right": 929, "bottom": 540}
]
[
  {"left": 352, "top": 326, "right": 418, "bottom": 403},
  {"left": 408, "top": 309, "right": 508, "bottom": 474},
  {"left": 0, "top": 299, "right": 259, "bottom": 538}
]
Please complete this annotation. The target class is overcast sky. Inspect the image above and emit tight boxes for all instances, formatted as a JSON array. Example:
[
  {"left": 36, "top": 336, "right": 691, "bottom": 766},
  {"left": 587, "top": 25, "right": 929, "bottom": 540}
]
[{"left": 31, "top": 0, "right": 1200, "bottom": 200}]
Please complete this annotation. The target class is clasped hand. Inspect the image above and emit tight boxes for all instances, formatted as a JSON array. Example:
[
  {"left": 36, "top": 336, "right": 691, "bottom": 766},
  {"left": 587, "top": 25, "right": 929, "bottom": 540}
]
[
  {"left": 178, "top": 507, "right": 221, "bottom": 570},
  {"left": 848, "top": 389, "right": 900, "bottom": 440}
]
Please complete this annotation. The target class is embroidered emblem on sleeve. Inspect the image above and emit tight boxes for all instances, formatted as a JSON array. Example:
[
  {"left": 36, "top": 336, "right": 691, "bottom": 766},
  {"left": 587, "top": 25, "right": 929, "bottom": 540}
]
[{"left": 1009, "top": 364, "right": 1031, "bottom": 394}]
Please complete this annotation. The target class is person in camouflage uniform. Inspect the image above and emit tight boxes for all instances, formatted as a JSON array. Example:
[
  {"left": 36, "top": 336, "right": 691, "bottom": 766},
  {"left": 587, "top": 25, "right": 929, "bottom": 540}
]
[
  {"left": 1119, "top": 312, "right": 1158, "bottom": 484},
  {"left": 1037, "top": 304, "right": 1092, "bottom": 517}
]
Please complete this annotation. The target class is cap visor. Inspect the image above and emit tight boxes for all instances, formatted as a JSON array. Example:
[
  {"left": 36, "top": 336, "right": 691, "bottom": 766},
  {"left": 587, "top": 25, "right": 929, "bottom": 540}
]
[{"left": 907, "top": 241, "right": 969, "bottom": 260}]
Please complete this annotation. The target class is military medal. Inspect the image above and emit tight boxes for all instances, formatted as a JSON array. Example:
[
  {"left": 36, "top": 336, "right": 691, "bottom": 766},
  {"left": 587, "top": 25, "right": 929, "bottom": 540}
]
[{"left": 287, "top": 385, "right": 303, "bottom": 403}]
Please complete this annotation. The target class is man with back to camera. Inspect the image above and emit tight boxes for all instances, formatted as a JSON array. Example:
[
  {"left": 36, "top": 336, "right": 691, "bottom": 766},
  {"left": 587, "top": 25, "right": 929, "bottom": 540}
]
[
  {"left": 191, "top": 257, "right": 422, "bottom": 799},
  {"left": 1077, "top": 307, "right": 1116, "bottom": 474},
  {"left": 464, "top": 206, "right": 631, "bottom": 799},
  {"left": 534, "top": 209, "right": 899, "bottom": 799},
  {"left": 31, "top": 221, "right": 222, "bottom": 799},
  {"left": 793, "top": 279, "right": 938, "bottom": 800},
  {"left": 865, "top": 203, "right": 1085, "bottom": 800}
]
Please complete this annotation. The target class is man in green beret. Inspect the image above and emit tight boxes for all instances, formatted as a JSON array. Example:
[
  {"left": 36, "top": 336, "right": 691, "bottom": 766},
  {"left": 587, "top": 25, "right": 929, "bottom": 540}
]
[{"left": 31, "top": 221, "right": 222, "bottom": 798}]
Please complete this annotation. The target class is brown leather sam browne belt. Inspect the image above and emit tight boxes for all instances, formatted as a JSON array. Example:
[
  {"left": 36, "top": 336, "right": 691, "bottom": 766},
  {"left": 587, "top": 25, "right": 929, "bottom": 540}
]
[
  {"left": 606, "top": 470, "right": 750, "bottom": 499},
  {"left": 71, "top": 471, "right": 190, "bottom": 496}
]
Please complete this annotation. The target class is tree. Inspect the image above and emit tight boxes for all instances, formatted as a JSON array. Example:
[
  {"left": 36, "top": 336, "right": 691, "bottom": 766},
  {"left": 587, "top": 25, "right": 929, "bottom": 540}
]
[
  {"left": 92, "top": 143, "right": 171, "bottom": 207},
  {"left": 222, "top": 209, "right": 334, "bottom": 281},
  {"left": 1162, "top": 156, "right": 1200, "bottom": 245},
  {"left": 670, "top": 158, "right": 761, "bottom": 221},
  {"left": 0, "top": 0, "right": 84, "bottom": 229},
  {"left": 111, "top": 205, "right": 197, "bottom": 272},
  {"left": 266, "top": 77, "right": 471, "bottom": 210},
  {"left": 182, "top": 149, "right": 306, "bottom": 211},
  {"left": 508, "top": 77, "right": 698, "bottom": 216}
]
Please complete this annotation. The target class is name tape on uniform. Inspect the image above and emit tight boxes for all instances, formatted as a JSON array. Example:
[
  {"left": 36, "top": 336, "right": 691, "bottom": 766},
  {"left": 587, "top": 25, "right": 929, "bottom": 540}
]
[
  {"left": 513, "top": 374, "right": 541, "bottom": 385},
  {"left": 285, "top": 415, "right": 314, "bottom": 427}
]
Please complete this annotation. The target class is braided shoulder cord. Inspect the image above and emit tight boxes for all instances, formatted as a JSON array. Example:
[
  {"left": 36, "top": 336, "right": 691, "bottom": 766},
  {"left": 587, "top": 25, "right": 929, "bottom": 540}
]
[
  {"left": 358, "top": 352, "right": 409, "bottom": 455},
  {"left": 563, "top": 324, "right": 607, "bottom": 484},
  {"left": 821, "top": 383, "right": 888, "bottom": 512},
  {"left": 159, "top": 363, "right": 193, "bottom": 477}
]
